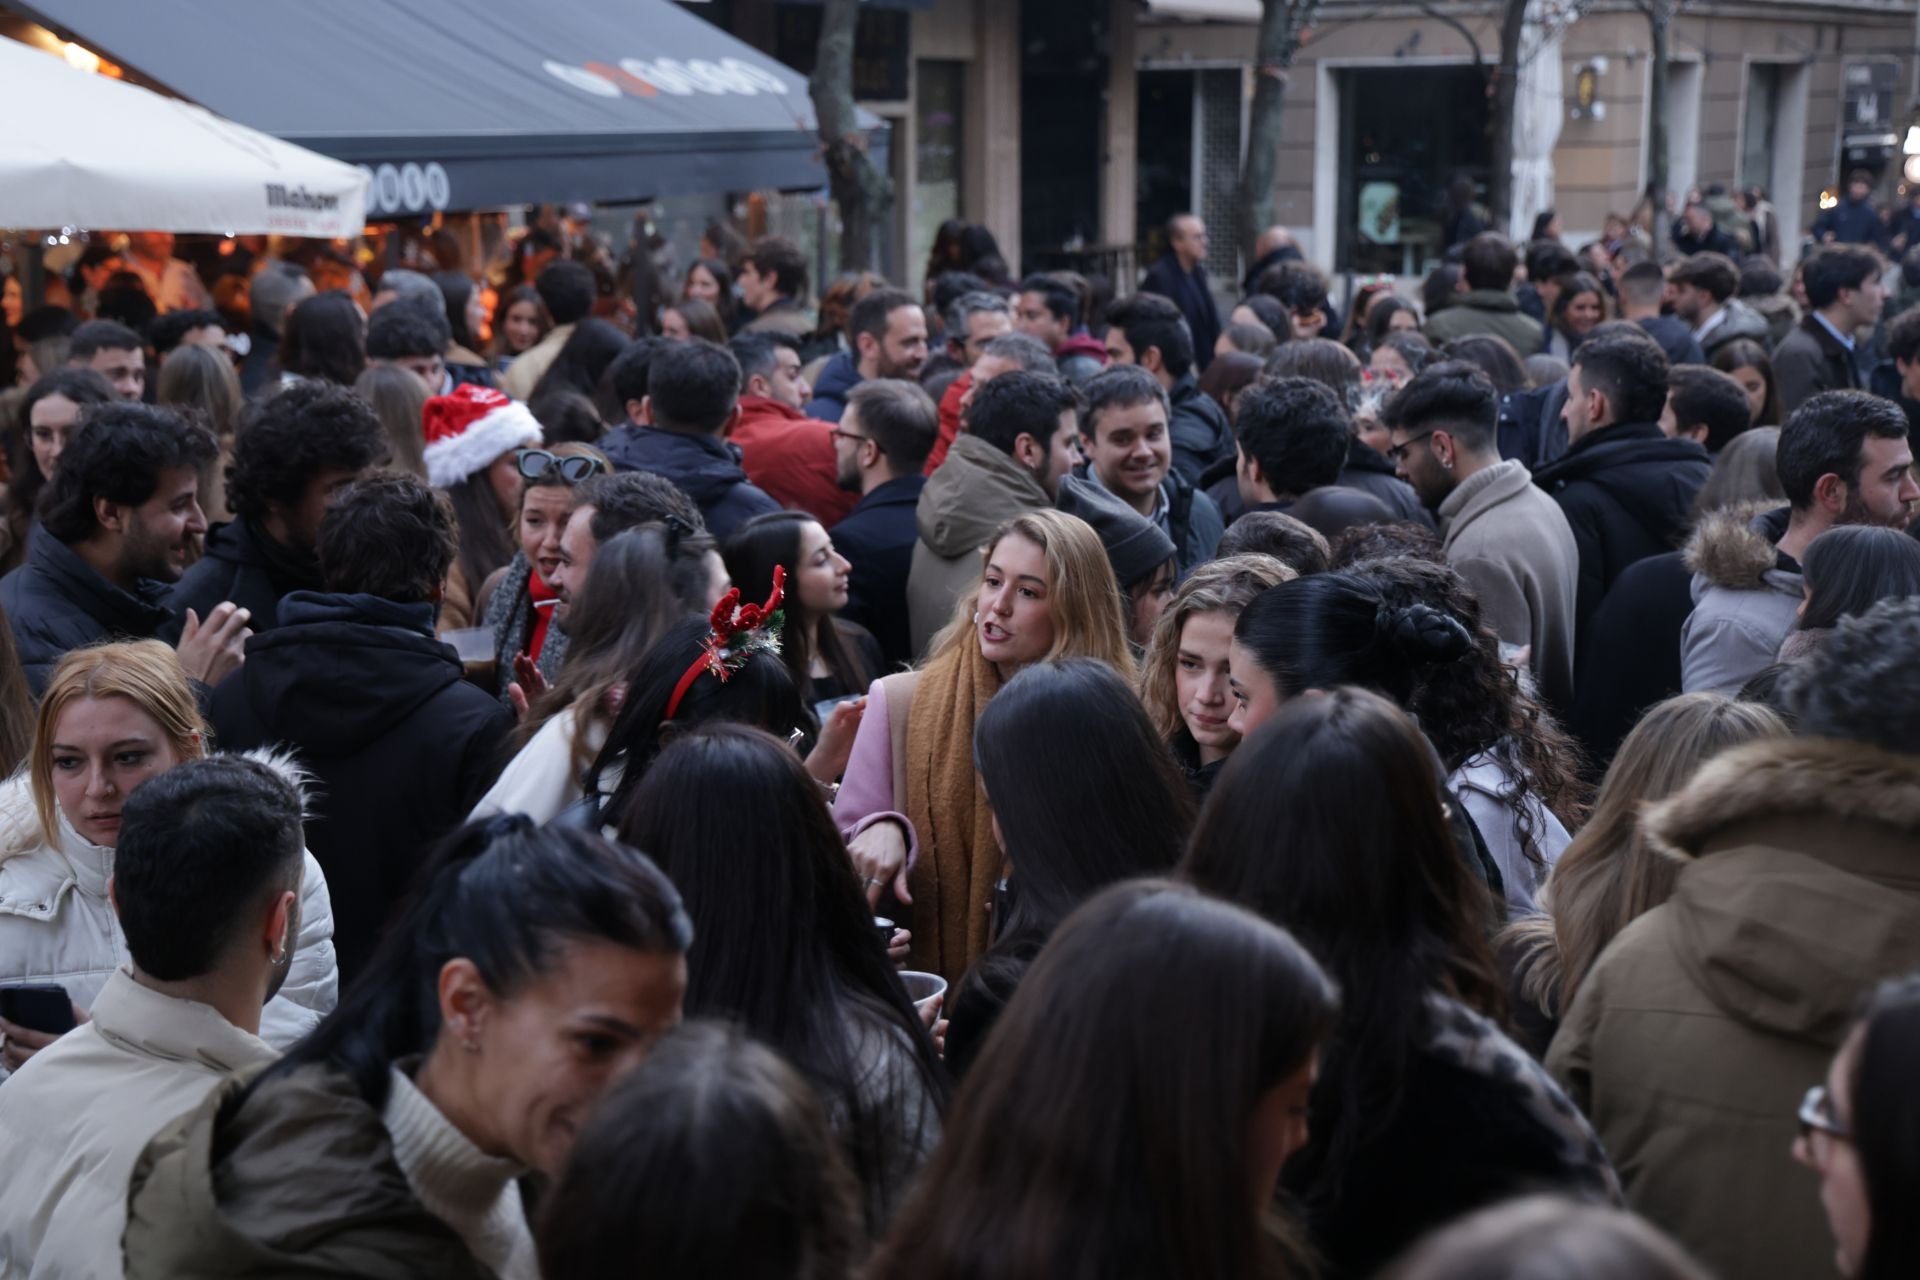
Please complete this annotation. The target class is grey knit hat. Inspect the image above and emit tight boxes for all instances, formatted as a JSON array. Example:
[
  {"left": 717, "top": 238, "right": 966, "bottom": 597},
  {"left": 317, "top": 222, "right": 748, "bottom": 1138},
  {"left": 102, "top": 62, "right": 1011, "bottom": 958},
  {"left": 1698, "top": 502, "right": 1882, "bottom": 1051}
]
[{"left": 1055, "top": 475, "right": 1177, "bottom": 589}]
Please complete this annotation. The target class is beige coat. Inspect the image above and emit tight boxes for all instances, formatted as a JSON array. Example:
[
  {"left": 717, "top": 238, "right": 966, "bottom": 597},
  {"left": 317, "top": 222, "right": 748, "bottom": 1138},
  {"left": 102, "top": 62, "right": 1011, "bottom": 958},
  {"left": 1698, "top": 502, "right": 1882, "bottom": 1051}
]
[
  {"left": 1437, "top": 458, "right": 1579, "bottom": 709},
  {"left": 0, "top": 968, "right": 275, "bottom": 1278},
  {"left": 1548, "top": 734, "right": 1920, "bottom": 1280},
  {"left": 496, "top": 322, "right": 574, "bottom": 400},
  {"left": 905, "top": 435, "right": 1049, "bottom": 658}
]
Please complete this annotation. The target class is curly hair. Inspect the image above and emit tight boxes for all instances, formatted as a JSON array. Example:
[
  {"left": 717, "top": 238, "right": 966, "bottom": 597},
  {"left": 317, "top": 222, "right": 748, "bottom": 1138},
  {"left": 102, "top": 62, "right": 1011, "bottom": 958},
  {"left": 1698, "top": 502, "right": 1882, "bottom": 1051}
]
[
  {"left": 1349, "top": 557, "right": 1592, "bottom": 860},
  {"left": 225, "top": 382, "right": 391, "bottom": 524},
  {"left": 40, "top": 402, "right": 217, "bottom": 545}
]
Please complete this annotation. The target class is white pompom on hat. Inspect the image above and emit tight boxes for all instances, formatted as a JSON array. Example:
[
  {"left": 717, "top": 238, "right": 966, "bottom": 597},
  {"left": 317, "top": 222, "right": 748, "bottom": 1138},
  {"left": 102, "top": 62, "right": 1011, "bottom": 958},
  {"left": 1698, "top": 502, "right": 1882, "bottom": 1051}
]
[{"left": 421, "top": 384, "right": 543, "bottom": 489}]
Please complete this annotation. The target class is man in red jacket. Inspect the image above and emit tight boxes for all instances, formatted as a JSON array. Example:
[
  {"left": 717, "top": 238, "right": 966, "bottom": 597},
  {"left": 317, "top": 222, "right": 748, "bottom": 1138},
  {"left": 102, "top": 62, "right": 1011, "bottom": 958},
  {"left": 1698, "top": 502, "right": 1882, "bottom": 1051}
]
[
  {"left": 725, "top": 332, "right": 857, "bottom": 527},
  {"left": 924, "top": 332, "right": 1058, "bottom": 475}
]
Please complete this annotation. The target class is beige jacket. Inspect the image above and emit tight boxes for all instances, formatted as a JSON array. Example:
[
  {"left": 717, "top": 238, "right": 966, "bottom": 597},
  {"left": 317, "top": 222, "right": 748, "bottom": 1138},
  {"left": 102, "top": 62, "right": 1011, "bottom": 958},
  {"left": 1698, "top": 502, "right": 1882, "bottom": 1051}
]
[
  {"left": 496, "top": 322, "right": 575, "bottom": 400},
  {"left": 0, "top": 968, "right": 276, "bottom": 1278},
  {"left": 1437, "top": 458, "right": 1579, "bottom": 709}
]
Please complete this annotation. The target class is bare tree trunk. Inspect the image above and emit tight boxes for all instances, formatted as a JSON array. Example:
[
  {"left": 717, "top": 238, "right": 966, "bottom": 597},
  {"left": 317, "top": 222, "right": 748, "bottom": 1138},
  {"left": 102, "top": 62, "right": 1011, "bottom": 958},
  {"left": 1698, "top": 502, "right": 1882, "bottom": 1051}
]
[
  {"left": 809, "top": 0, "right": 894, "bottom": 273},
  {"left": 1645, "top": 1, "right": 1672, "bottom": 254},
  {"left": 1487, "top": 0, "right": 1529, "bottom": 233},
  {"left": 1234, "top": 0, "right": 1320, "bottom": 262}
]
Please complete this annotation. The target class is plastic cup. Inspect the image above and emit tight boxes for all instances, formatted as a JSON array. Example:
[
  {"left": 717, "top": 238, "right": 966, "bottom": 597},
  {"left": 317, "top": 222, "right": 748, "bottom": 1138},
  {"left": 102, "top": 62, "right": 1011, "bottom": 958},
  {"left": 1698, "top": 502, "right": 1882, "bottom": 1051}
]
[{"left": 898, "top": 970, "right": 947, "bottom": 1014}]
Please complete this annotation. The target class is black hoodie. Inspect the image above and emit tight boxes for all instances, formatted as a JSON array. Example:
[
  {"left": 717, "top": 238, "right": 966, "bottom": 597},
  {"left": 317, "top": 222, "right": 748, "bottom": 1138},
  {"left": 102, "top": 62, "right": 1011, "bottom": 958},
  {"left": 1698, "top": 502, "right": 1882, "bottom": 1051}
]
[
  {"left": 1532, "top": 421, "right": 1711, "bottom": 643},
  {"left": 164, "top": 518, "right": 323, "bottom": 642},
  {"left": 207, "top": 591, "right": 513, "bottom": 980}
]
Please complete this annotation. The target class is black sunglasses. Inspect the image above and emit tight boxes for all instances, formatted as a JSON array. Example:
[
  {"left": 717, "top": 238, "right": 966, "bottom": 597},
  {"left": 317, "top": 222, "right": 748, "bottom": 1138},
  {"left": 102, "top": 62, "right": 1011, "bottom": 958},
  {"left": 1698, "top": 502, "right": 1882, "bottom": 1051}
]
[{"left": 517, "top": 448, "right": 605, "bottom": 483}]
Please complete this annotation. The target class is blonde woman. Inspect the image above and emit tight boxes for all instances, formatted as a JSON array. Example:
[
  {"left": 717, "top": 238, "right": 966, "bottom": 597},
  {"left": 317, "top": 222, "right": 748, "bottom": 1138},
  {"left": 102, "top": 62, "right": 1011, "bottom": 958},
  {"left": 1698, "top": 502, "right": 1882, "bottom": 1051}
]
[
  {"left": 1137, "top": 554, "right": 1295, "bottom": 801},
  {"left": 0, "top": 642, "right": 337, "bottom": 1071},
  {"left": 836, "top": 509, "right": 1132, "bottom": 984},
  {"left": 1505, "top": 692, "right": 1787, "bottom": 1028}
]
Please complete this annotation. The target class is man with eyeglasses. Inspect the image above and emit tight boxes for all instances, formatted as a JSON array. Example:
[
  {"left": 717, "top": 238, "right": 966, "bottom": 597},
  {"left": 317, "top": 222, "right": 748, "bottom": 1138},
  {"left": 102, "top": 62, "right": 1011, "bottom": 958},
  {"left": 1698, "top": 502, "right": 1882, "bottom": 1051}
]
[
  {"left": 830, "top": 379, "right": 937, "bottom": 668},
  {"left": 725, "top": 333, "right": 857, "bottom": 528},
  {"left": 1549, "top": 595, "right": 1920, "bottom": 1280},
  {"left": 168, "top": 381, "right": 389, "bottom": 641},
  {"left": 1386, "top": 360, "right": 1577, "bottom": 712}
]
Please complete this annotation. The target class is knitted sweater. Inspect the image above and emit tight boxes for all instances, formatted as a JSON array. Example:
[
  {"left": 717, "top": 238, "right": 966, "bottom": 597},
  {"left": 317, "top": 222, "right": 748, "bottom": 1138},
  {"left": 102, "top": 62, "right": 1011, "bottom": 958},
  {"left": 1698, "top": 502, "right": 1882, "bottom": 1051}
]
[{"left": 383, "top": 1067, "right": 539, "bottom": 1280}]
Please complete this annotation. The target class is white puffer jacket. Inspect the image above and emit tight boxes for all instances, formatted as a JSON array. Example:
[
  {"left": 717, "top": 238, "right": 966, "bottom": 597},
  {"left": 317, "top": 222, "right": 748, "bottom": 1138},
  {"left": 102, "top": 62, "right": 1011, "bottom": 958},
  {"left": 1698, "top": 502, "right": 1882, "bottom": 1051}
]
[{"left": 0, "top": 758, "right": 339, "bottom": 1057}]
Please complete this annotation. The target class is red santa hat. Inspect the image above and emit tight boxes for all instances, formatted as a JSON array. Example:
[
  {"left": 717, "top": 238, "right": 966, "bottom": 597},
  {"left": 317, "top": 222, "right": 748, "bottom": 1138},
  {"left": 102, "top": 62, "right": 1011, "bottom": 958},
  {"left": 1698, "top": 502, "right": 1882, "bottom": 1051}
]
[{"left": 421, "top": 384, "right": 543, "bottom": 489}]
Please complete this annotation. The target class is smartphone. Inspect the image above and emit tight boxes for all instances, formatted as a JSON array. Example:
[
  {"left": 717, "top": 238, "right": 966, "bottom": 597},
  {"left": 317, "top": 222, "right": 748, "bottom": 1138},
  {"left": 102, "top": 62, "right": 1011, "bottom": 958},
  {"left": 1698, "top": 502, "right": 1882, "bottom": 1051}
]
[{"left": 0, "top": 984, "right": 76, "bottom": 1035}]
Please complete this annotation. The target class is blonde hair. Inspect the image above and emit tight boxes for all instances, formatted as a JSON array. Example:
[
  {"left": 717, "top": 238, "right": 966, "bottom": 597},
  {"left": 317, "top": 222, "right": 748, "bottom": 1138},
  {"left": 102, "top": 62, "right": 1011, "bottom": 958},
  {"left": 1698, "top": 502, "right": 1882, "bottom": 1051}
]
[
  {"left": 1505, "top": 693, "right": 1786, "bottom": 1016},
  {"left": 928, "top": 509, "right": 1133, "bottom": 674},
  {"left": 1138, "top": 554, "right": 1296, "bottom": 741},
  {"left": 31, "top": 642, "right": 207, "bottom": 846}
]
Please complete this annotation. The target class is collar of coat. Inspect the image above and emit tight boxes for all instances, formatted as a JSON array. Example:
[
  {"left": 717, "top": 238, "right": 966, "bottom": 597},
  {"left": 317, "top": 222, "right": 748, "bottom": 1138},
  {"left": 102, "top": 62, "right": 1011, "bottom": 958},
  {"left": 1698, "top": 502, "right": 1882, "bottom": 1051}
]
[
  {"left": 1645, "top": 734, "right": 1920, "bottom": 862},
  {"left": 1684, "top": 503, "right": 1795, "bottom": 590}
]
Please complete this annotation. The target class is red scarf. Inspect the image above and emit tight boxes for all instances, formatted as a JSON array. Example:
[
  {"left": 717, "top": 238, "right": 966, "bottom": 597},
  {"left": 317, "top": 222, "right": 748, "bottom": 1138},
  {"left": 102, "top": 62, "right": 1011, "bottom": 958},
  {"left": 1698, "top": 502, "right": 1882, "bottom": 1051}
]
[{"left": 527, "top": 569, "right": 560, "bottom": 663}]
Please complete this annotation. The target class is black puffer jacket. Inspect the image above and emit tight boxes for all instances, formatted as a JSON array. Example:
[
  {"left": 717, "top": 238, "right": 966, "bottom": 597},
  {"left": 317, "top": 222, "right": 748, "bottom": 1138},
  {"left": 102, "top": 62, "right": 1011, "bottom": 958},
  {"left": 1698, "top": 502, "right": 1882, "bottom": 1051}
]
[
  {"left": 1167, "top": 372, "right": 1235, "bottom": 485},
  {"left": 207, "top": 592, "right": 512, "bottom": 981},
  {"left": 1532, "top": 422, "right": 1710, "bottom": 643},
  {"left": 597, "top": 424, "right": 780, "bottom": 540},
  {"left": 0, "top": 532, "right": 173, "bottom": 696},
  {"left": 165, "top": 518, "right": 323, "bottom": 642},
  {"left": 1338, "top": 439, "right": 1434, "bottom": 529}
]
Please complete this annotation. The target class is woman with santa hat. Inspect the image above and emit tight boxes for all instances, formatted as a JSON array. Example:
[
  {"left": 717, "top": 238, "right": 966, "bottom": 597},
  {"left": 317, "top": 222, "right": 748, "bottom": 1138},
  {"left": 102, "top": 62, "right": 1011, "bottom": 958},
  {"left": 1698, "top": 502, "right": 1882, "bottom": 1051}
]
[{"left": 421, "top": 384, "right": 544, "bottom": 634}]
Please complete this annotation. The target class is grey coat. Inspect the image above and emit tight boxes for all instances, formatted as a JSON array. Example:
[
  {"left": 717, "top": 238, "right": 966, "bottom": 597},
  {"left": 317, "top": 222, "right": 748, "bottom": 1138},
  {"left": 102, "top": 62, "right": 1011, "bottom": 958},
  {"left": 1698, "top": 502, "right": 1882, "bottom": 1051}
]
[{"left": 1679, "top": 505, "right": 1801, "bottom": 697}]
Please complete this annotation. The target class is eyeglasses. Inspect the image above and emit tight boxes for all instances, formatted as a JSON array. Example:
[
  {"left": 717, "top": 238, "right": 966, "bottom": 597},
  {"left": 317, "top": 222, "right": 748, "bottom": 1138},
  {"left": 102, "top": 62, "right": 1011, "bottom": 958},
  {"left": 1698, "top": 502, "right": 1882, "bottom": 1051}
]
[
  {"left": 517, "top": 449, "right": 606, "bottom": 483},
  {"left": 829, "top": 428, "right": 877, "bottom": 451},
  {"left": 1387, "top": 431, "right": 1436, "bottom": 464},
  {"left": 1798, "top": 1084, "right": 1852, "bottom": 1163}
]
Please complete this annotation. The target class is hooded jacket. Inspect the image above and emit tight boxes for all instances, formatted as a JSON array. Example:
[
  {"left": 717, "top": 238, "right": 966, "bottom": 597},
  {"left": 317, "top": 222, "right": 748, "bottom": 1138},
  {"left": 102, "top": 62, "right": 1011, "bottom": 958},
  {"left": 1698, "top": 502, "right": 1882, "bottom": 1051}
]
[
  {"left": 1422, "top": 289, "right": 1547, "bottom": 356},
  {"left": 1749, "top": 292, "right": 1801, "bottom": 349},
  {"left": 802, "top": 350, "right": 863, "bottom": 423},
  {"left": 207, "top": 592, "right": 512, "bottom": 982},
  {"left": 1055, "top": 331, "right": 1110, "bottom": 389},
  {"left": 1438, "top": 458, "right": 1579, "bottom": 714},
  {"left": 1694, "top": 297, "right": 1772, "bottom": 360},
  {"left": 729, "top": 394, "right": 858, "bottom": 527},
  {"left": 123, "top": 1063, "right": 498, "bottom": 1280},
  {"left": 0, "top": 757, "right": 338, "bottom": 1068},
  {"left": 0, "top": 532, "right": 174, "bottom": 696},
  {"left": 1532, "top": 421, "right": 1711, "bottom": 644},
  {"left": 905, "top": 434, "right": 1049, "bottom": 658},
  {"left": 1548, "top": 734, "right": 1920, "bottom": 1280},
  {"left": 1167, "top": 371, "right": 1235, "bottom": 486},
  {"left": 597, "top": 424, "right": 781, "bottom": 541},
  {"left": 166, "top": 518, "right": 324, "bottom": 642},
  {"left": 1679, "top": 505, "right": 1801, "bottom": 696}
]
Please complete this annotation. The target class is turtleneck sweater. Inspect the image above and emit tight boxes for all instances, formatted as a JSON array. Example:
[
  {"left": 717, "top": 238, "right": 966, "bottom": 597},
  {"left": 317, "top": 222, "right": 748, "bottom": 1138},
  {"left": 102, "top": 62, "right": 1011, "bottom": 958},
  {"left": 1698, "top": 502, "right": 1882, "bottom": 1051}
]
[{"left": 382, "top": 1064, "right": 539, "bottom": 1280}]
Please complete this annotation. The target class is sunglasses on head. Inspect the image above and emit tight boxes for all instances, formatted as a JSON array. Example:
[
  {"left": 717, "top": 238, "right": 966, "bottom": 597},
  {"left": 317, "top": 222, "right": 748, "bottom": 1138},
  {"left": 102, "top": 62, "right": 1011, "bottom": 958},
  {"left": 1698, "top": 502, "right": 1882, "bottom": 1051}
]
[{"left": 517, "top": 449, "right": 605, "bottom": 483}]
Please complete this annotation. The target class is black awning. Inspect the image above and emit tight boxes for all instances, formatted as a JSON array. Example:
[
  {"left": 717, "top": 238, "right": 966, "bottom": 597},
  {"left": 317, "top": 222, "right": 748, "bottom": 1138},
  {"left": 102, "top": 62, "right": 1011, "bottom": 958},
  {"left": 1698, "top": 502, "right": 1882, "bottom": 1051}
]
[{"left": 9, "top": 0, "right": 881, "bottom": 215}]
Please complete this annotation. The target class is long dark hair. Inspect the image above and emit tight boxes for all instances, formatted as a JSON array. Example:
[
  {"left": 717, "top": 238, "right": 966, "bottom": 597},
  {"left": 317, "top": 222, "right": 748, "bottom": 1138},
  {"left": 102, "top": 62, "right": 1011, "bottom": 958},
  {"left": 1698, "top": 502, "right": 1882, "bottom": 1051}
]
[
  {"left": 869, "top": 880, "right": 1337, "bottom": 1280},
  {"left": 1234, "top": 570, "right": 1473, "bottom": 709},
  {"left": 1852, "top": 972, "right": 1920, "bottom": 1280},
  {"left": 724, "top": 511, "right": 877, "bottom": 723},
  {"left": 968, "top": 658, "right": 1190, "bottom": 970},
  {"left": 443, "top": 471, "right": 518, "bottom": 602},
  {"left": 618, "top": 724, "right": 948, "bottom": 1235},
  {"left": 1712, "top": 337, "right": 1782, "bottom": 427},
  {"left": 278, "top": 290, "right": 366, "bottom": 386},
  {"left": 530, "top": 317, "right": 628, "bottom": 405},
  {"left": 1180, "top": 689, "right": 1504, "bottom": 1209},
  {"left": 538, "top": 1021, "right": 860, "bottom": 1280},
  {"left": 589, "top": 616, "right": 806, "bottom": 826},
  {"left": 521, "top": 525, "right": 715, "bottom": 758},
  {"left": 1799, "top": 525, "right": 1920, "bottom": 634},
  {"left": 261, "top": 817, "right": 692, "bottom": 1108},
  {"left": 1350, "top": 557, "right": 1591, "bottom": 841},
  {"left": 682, "top": 257, "right": 737, "bottom": 329},
  {"left": 13, "top": 367, "right": 113, "bottom": 529},
  {"left": 491, "top": 282, "right": 551, "bottom": 360}
]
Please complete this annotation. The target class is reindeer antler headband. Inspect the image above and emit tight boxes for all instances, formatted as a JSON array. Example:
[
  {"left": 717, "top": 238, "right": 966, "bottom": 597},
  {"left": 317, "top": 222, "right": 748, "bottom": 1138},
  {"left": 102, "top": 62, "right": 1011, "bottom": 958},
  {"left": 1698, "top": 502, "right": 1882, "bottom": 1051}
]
[{"left": 663, "top": 566, "right": 786, "bottom": 720}]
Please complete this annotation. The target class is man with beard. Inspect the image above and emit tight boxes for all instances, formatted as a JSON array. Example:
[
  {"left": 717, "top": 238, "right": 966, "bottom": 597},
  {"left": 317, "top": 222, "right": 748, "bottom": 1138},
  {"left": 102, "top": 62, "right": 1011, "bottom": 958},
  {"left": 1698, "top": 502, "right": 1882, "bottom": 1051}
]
[
  {"left": 804, "top": 289, "right": 929, "bottom": 423},
  {"left": 906, "top": 370, "right": 1080, "bottom": 657},
  {"left": 0, "top": 756, "right": 311, "bottom": 1277},
  {"left": 0, "top": 402, "right": 248, "bottom": 694},
  {"left": 1682, "top": 389, "right": 1919, "bottom": 695},
  {"left": 831, "top": 379, "right": 938, "bottom": 668}
]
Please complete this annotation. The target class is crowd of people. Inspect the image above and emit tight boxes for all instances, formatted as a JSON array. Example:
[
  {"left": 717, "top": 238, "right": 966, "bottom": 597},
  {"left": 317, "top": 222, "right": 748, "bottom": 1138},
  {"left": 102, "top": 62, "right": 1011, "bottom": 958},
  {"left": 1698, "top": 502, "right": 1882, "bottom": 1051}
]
[{"left": 0, "top": 196, "right": 1916, "bottom": 1279}]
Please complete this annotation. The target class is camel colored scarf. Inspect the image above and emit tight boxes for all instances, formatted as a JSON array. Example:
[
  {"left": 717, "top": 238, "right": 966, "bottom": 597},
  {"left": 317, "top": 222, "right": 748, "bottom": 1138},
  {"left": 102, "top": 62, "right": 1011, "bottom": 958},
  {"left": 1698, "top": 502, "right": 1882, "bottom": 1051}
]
[{"left": 902, "top": 640, "right": 1005, "bottom": 985}]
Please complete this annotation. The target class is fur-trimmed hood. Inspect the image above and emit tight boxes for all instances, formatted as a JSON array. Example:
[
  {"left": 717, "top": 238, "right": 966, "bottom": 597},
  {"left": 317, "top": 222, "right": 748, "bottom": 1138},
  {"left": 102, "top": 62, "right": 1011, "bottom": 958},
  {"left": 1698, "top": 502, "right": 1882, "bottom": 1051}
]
[
  {"left": 1684, "top": 503, "right": 1795, "bottom": 593},
  {"left": 1643, "top": 734, "right": 1920, "bottom": 1040}
]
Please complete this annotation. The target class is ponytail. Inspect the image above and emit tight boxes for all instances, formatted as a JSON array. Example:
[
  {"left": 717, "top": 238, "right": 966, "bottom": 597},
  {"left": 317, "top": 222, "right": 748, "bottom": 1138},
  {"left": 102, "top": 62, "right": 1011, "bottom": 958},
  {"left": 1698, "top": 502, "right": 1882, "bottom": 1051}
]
[{"left": 258, "top": 816, "right": 692, "bottom": 1107}]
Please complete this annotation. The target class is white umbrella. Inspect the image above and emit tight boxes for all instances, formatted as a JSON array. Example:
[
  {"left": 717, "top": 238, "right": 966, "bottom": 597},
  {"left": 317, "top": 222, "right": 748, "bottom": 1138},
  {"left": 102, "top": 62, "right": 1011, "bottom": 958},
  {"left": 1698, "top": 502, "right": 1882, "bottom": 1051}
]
[{"left": 0, "top": 37, "right": 366, "bottom": 236}]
